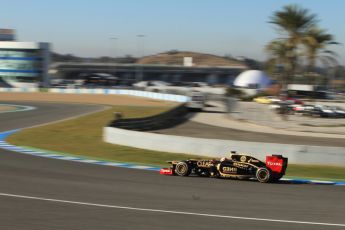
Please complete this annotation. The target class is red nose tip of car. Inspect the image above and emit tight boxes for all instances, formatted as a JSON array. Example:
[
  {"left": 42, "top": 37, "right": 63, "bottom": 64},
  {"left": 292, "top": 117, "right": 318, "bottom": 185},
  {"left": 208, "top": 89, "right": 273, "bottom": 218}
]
[{"left": 160, "top": 168, "right": 173, "bottom": 175}]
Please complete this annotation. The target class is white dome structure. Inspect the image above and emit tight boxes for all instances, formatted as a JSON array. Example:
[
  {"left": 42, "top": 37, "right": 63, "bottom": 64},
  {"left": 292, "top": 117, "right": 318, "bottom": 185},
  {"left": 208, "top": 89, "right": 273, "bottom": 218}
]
[{"left": 233, "top": 70, "right": 272, "bottom": 89}]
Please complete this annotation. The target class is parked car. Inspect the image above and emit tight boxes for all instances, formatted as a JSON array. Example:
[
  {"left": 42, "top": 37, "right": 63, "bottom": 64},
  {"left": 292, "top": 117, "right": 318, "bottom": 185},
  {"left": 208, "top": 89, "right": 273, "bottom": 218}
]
[
  {"left": 254, "top": 96, "right": 281, "bottom": 104},
  {"left": 310, "top": 105, "right": 336, "bottom": 118},
  {"left": 269, "top": 101, "right": 295, "bottom": 115},
  {"left": 291, "top": 104, "right": 314, "bottom": 114},
  {"left": 133, "top": 81, "right": 170, "bottom": 90},
  {"left": 282, "top": 97, "right": 304, "bottom": 105},
  {"left": 330, "top": 106, "right": 345, "bottom": 118},
  {"left": 186, "top": 91, "right": 206, "bottom": 110}
]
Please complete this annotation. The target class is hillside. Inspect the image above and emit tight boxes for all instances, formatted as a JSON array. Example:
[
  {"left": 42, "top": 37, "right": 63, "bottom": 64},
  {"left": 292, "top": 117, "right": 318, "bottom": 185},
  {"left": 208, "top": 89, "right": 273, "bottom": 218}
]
[{"left": 136, "top": 51, "right": 247, "bottom": 67}]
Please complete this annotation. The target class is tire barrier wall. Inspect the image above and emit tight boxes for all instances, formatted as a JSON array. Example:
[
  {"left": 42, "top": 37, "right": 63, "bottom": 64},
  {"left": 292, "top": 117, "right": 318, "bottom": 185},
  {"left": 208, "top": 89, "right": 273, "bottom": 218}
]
[
  {"left": 48, "top": 88, "right": 189, "bottom": 102},
  {"left": 104, "top": 127, "right": 345, "bottom": 166},
  {"left": 108, "top": 103, "right": 190, "bottom": 131}
]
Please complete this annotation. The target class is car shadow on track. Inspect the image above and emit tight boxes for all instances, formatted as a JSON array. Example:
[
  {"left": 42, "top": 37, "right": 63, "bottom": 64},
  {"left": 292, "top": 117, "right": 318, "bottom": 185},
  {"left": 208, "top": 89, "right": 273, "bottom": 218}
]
[{"left": 184, "top": 175, "right": 338, "bottom": 186}]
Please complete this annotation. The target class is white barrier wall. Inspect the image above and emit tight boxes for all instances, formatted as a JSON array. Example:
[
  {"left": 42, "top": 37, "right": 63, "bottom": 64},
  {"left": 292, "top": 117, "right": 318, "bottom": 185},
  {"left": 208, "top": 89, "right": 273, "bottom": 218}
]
[
  {"left": 104, "top": 127, "right": 345, "bottom": 166},
  {"left": 0, "top": 87, "right": 189, "bottom": 102},
  {"left": 0, "top": 87, "right": 39, "bottom": 92},
  {"left": 48, "top": 88, "right": 189, "bottom": 102}
]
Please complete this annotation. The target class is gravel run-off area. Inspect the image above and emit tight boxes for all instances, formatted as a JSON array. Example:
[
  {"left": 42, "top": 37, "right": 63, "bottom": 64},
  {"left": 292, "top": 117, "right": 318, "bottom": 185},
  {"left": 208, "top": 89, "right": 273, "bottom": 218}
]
[{"left": 0, "top": 92, "right": 178, "bottom": 107}]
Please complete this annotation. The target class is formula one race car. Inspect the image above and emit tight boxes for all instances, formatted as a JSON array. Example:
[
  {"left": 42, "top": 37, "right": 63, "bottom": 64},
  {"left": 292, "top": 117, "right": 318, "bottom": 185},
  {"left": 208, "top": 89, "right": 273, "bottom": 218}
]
[{"left": 160, "top": 152, "right": 288, "bottom": 183}]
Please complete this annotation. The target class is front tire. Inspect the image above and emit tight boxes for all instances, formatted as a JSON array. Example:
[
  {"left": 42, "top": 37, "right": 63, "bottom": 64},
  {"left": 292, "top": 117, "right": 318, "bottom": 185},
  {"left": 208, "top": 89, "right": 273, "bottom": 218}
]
[
  {"left": 256, "top": 168, "right": 271, "bottom": 183},
  {"left": 175, "top": 161, "right": 191, "bottom": 176}
]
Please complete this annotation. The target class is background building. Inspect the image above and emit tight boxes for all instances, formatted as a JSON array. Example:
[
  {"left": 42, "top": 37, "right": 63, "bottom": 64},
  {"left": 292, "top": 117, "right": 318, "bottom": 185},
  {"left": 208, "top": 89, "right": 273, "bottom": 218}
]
[
  {"left": 0, "top": 29, "right": 50, "bottom": 88},
  {"left": 0, "top": 29, "right": 15, "bottom": 41},
  {"left": 52, "top": 51, "right": 248, "bottom": 86}
]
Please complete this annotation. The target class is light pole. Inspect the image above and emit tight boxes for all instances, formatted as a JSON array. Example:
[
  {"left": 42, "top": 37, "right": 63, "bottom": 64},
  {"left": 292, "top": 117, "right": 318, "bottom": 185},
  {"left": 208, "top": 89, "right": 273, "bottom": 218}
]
[
  {"left": 109, "top": 37, "right": 118, "bottom": 77},
  {"left": 136, "top": 34, "right": 145, "bottom": 82},
  {"left": 109, "top": 37, "right": 118, "bottom": 59},
  {"left": 136, "top": 34, "right": 145, "bottom": 57}
]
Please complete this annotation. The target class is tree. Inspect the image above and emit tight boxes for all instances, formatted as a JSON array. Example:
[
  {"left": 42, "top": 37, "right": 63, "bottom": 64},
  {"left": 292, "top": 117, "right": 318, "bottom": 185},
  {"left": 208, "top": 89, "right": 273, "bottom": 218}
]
[
  {"left": 265, "top": 39, "right": 290, "bottom": 87},
  {"left": 303, "top": 27, "right": 339, "bottom": 84},
  {"left": 268, "top": 4, "right": 317, "bottom": 87}
]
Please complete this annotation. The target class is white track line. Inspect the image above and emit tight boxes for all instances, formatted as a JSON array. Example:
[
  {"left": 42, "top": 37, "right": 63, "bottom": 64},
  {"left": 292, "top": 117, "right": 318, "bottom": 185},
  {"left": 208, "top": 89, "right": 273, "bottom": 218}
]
[{"left": 0, "top": 192, "right": 344, "bottom": 227}]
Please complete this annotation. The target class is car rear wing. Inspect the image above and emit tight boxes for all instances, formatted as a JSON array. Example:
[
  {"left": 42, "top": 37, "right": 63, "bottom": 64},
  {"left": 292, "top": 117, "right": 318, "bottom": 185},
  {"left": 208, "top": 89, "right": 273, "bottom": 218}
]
[{"left": 265, "top": 155, "right": 288, "bottom": 175}]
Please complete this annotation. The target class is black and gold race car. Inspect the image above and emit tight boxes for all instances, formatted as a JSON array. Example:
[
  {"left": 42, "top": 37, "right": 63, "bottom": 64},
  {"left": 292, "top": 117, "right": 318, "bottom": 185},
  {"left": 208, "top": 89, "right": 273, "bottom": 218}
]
[{"left": 160, "top": 152, "right": 288, "bottom": 183}]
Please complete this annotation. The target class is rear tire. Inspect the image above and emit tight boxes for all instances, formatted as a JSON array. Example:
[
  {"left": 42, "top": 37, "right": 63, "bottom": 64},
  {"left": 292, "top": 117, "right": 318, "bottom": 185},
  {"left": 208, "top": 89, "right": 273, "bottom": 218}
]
[
  {"left": 256, "top": 168, "right": 271, "bottom": 183},
  {"left": 175, "top": 161, "right": 191, "bottom": 176}
]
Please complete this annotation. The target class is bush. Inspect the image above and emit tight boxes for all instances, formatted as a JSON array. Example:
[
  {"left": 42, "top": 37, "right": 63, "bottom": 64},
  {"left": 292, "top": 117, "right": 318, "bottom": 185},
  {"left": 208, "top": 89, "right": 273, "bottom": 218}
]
[
  {"left": 239, "top": 91, "right": 271, "bottom": 101},
  {"left": 39, "top": 88, "right": 49, "bottom": 92},
  {"left": 226, "top": 87, "right": 245, "bottom": 98},
  {"left": 240, "top": 95, "right": 256, "bottom": 101}
]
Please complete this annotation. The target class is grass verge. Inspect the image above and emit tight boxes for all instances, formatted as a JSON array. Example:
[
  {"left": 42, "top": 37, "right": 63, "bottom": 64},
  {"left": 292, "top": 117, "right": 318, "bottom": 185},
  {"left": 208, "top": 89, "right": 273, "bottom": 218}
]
[
  {"left": 301, "top": 123, "right": 345, "bottom": 127},
  {"left": 7, "top": 104, "right": 345, "bottom": 180},
  {"left": 285, "top": 164, "right": 345, "bottom": 180},
  {"left": 7, "top": 105, "right": 204, "bottom": 166}
]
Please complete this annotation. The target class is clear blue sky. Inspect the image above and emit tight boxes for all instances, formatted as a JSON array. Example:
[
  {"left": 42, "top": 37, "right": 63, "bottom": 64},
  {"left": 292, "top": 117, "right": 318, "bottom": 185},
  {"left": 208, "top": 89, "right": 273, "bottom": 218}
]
[{"left": 2, "top": 0, "right": 345, "bottom": 64}]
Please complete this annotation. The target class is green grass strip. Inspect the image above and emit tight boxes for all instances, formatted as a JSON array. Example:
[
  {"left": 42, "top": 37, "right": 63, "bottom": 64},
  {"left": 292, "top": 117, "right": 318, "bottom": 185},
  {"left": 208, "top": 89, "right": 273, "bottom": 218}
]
[{"left": 285, "top": 164, "right": 345, "bottom": 180}]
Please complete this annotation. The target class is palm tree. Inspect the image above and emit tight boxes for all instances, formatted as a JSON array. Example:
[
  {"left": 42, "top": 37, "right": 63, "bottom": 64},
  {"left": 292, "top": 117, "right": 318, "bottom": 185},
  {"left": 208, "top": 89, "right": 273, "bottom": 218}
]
[
  {"left": 303, "top": 27, "right": 339, "bottom": 85},
  {"left": 268, "top": 4, "right": 317, "bottom": 87},
  {"left": 265, "top": 39, "right": 290, "bottom": 87}
]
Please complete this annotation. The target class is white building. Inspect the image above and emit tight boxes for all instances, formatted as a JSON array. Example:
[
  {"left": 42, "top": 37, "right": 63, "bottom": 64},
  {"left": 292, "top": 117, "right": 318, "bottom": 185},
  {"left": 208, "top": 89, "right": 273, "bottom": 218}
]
[
  {"left": 0, "top": 29, "right": 50, "bottom": 88},
  {"left": 233, "top": 70, "right": 271, "bottom": 89}
]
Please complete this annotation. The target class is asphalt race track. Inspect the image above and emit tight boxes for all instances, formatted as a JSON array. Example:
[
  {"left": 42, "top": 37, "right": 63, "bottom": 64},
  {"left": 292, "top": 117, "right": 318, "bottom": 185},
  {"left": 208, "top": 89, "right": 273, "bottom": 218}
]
[
  {"left": 0, "top": 101, "right": 106, "bottom": 132},
  {"left": 0, "top": 101, "right": 344, "bottom": 230},
  {"left": 155, "top": 120, "right": 345, "bottom": 147}
]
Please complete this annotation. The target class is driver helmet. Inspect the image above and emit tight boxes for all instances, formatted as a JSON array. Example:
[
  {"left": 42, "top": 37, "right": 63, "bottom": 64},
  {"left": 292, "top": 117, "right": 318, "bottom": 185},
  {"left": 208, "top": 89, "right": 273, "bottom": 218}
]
[
  {"left": 220, "top": 157, "right": 228, "bottom": 162},
  {"left": 229, "top": 151, "right": 236, "bottom": 159}
]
